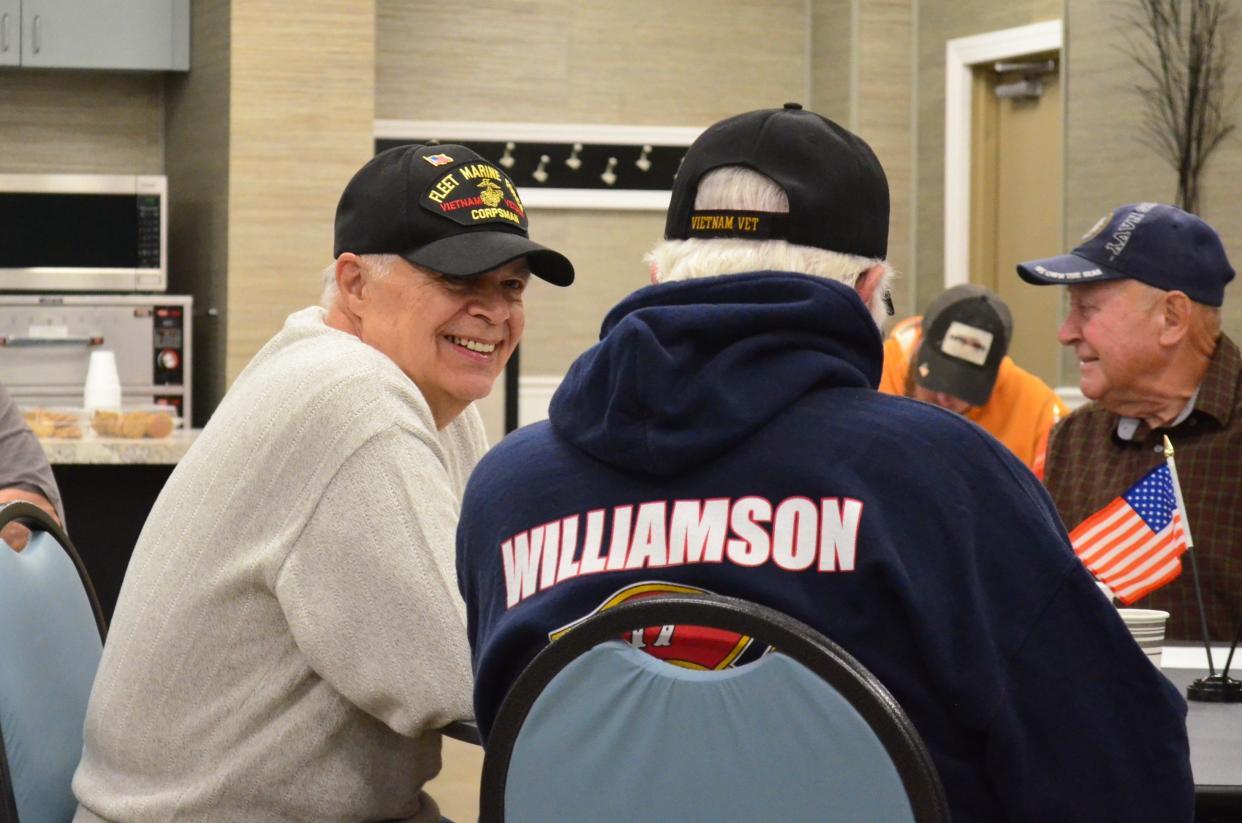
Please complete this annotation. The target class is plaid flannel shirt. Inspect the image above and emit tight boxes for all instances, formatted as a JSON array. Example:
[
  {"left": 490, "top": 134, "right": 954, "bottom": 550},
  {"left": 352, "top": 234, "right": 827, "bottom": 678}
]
[{"left": 1044, "top": 333, "right": 1242, "bottom": 640}]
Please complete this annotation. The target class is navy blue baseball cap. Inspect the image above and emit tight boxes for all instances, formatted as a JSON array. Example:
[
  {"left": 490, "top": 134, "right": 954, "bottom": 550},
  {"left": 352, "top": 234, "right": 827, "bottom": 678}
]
[{"left": 1016, "top": 202, "right": 1233, "bottom": 306}]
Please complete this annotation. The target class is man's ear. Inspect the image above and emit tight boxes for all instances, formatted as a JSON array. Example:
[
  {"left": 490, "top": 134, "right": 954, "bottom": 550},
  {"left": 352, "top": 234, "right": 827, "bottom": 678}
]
[
  {"left": 854, "top": 264, "right": 885, "bottom": 305},
  {"left": 335, "top": 254, "right": 367, "bottom": 310},
  {"left": 1158, "top": 290, "right": 1193, "bottom": 346},
  {"left": 648, "top": 261, "right": 661, "bottom": 285}
]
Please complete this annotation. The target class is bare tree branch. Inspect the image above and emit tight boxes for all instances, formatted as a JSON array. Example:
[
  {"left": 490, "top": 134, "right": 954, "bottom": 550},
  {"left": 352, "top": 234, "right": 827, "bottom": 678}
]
[{"left": 1120, "top": 0, "right": 1237, "bottom": 213}]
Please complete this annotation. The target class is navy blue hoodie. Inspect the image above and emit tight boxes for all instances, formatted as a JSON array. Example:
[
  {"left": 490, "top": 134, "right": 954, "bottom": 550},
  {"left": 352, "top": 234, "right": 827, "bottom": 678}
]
[{"left": 457, "top": 272, "right": 1192, "bottom": 822}]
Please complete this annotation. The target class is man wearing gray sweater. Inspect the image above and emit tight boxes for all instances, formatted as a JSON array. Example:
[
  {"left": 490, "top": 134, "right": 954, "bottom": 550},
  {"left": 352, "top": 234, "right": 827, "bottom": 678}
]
[{"left": 72, "top": 144, "right": 573, "bottom": 822}]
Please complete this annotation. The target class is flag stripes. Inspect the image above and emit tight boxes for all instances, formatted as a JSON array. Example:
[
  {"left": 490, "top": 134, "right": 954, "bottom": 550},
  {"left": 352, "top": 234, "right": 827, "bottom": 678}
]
[{"left": 1068, "top": 463, "right": 1188, "bottom": 606}]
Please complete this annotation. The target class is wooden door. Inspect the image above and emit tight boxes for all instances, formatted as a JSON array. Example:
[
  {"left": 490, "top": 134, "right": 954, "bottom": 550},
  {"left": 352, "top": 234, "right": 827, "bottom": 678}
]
[{"left": 969, "top": 55, "right": 1064, "bottom": 386}]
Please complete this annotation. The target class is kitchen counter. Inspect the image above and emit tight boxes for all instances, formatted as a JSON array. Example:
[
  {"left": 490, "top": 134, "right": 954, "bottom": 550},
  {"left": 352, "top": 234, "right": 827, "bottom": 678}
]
[{"left": 39, "top": 429, "right": 200, "bottom": 465}]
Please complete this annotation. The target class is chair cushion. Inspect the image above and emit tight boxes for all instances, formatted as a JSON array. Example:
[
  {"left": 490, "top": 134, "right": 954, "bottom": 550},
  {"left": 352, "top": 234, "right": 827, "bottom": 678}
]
[
  {"left": 504, "top": 640, "right": 915, "bottom": 822},
  {"left": 0, "top": 531, "right": 103, "bottom": 823}
]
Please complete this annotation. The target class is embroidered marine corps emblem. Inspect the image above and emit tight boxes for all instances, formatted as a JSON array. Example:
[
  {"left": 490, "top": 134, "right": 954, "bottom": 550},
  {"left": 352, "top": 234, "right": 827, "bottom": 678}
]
[
  {"left": 478, "top": 179, "right": 504, "bottom": 208},
  {"left": 549, "top": 581, "right": 768, "bottom": 670}
]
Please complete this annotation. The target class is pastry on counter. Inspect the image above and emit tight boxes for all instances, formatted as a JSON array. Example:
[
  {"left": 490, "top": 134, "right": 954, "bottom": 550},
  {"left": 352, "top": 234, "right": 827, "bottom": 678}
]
[
  {"left": 23, "top": 409, "right": 83, "bottom": 439},
  {"left": 90, "top": 409, "right": 177, "bottom": 439}
]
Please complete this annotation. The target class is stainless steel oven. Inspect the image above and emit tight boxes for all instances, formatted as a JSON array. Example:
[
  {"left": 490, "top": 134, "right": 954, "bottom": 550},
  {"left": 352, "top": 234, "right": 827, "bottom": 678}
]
[
  {"left": 0, "top": 294, "right": 191, "bottom": 419},
  {"left": 0, "top": 174, "right": 167, "bottom": 292}
]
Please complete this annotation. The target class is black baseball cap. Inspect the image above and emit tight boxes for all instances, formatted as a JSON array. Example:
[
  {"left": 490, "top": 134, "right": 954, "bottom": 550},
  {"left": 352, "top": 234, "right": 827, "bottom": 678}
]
[
  {"left": 914, "top": 285, "right": 1012, "bottom": 406},
  {"left": 1016, "top": 202, "right": 1233, "bottom": 306},
  {"left": 334, "top": 143, "right": 574, "bottom": 286},
  {"left": 665, "top": 103, "right": 889, "bottom": 259}
]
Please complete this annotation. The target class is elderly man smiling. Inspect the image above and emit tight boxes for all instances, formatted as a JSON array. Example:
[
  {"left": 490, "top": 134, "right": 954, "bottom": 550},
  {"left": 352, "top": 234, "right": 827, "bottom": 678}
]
[
  {"left": 1018, "top": 202, "right": 1239, "bottom": 641},
  {"left": 73, "top": 143, "right": 573, "bottom": 823}
]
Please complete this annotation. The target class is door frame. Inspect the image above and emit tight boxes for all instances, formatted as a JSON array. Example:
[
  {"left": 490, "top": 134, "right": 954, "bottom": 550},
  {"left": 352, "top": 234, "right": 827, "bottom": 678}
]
[{"left": 943, "top": 20, "right": 1062, "bottom": 287}]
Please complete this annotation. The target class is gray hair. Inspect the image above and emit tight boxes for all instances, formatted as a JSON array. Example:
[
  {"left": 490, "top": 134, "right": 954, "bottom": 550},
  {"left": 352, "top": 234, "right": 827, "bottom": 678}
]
[
  {"left": 645, "top": 167, "right": 895, "bottom": 325},
  {"left": 319, "top": 253, "right": 401, "bottom": 308}
]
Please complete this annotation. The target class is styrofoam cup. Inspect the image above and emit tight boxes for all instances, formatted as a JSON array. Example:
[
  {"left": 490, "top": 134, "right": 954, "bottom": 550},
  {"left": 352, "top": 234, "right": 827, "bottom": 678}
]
[
  {"left": 1118, "top": 608, "right": 1170, "bottom": 667},
  {"left": 83, "top": 350, "right": 122, "bottom": 411}
]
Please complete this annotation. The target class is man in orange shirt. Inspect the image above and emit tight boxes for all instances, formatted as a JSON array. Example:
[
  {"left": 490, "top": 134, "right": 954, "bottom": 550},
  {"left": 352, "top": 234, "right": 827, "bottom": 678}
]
[{"left": 880, "top": 284, "right": 1066, "bottom": 476}]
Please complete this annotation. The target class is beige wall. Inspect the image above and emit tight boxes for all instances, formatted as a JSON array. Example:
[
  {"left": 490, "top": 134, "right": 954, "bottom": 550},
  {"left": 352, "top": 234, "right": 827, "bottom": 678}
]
[
  {"left": 810, "top": 0, "right": 854, "bottom": 126},
  {"left": 226, "top": 2, "right": 376, "bottom": 384},
  {"left": 856, "top": 1, "right": 915, "bottom": 316},
  {"left": 0, "top": 70, "right": 163, "bottom": 173},
  {"left": 811, "top": 1, "right": 916, "bottom": 317},
  {"left": 377, "top": 1, "right": 810, "bottom": 126}
]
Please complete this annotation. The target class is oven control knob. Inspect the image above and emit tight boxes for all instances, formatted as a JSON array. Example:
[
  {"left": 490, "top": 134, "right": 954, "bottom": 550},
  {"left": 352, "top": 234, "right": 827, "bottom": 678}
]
[{"left": 158, "top": 349, "right": 180, "bottom": 370}]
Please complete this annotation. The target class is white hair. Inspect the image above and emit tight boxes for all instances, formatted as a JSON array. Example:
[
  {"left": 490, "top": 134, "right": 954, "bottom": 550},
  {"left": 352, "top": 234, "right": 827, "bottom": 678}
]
[
  {"left": 319, "top": 253, "right": 400, "bottom": 308},
  {"left": 645, "top": 167, "right": 895, "bottom": 325}
]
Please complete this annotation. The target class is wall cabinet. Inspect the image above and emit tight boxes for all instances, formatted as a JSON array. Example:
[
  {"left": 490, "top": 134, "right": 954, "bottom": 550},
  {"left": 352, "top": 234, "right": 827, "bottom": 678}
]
[
  {"left": 0, "top": 0, "right": 188, "bottom": 71},
  {"left": 0, "top": 1, "right": 18, "bottom": 67}
]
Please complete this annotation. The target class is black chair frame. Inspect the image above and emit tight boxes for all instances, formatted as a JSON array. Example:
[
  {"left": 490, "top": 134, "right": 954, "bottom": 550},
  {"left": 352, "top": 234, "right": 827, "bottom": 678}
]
[
  {"left": 480, "top": 592, "right": 950, "bottom": 823},
  {"left": 0, "top": 501, "right": 106, "bottom": 641}
]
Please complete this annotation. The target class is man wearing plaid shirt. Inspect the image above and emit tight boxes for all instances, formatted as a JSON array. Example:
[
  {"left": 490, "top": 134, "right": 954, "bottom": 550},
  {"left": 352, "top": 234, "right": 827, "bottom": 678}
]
[{"left": 1018, "top": 203, "right": 1239, "bottom": 640}]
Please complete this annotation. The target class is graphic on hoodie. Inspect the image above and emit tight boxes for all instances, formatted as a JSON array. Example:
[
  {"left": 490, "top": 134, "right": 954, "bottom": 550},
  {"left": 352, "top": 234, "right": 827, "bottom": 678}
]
[{"left": 548, "top": 581, "right": 770, "bottom": 670}]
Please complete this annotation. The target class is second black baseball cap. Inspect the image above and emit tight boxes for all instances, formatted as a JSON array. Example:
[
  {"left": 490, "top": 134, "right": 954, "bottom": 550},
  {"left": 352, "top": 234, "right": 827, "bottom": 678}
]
[
  {"left": 664, "top": 103, "right": 889, "bottom": 259},
  {"left": 334, "top": 143, "right": 574, "bottom": 286},
  {"left": 914, "top": 285, "right": 1013, "bottom": 406}
]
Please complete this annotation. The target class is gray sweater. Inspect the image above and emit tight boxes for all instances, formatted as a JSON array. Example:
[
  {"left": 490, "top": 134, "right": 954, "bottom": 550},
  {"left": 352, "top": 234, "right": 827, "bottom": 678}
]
[{"left": 73, "top": 307, "right": 484, "bottom": 822}]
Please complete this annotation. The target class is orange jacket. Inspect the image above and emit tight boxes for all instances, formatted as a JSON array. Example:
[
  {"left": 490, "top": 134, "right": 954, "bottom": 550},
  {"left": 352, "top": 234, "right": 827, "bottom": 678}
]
[{"left": 880, "top": 316, "right": 1067, "bottom": 477}]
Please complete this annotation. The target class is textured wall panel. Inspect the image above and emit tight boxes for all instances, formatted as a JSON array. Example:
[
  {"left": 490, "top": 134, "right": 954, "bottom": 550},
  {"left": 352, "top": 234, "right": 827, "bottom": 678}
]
[
  {"left": 810, "top": 0, "right": 855, "bottom": 125},
  {"left": 378, "top": 0, "right": 808, "bottom": 125},
  {"left": 856, "top": 0, "right": 914, "bottom": 316},
  {"left": 165, "top": 0, "right": 230, "bottom": 425},
  {"left": 226, "top": 2, "right": 376, "bottom": 383},
  {"left": 562, "top": 2, "right": 808, "bottom": 124},
  {"left": 0, "top": 70, "right": 162, "bottom": 173},
  {"left": 810, "top": 0, "right": 913, "bottom": 317}
]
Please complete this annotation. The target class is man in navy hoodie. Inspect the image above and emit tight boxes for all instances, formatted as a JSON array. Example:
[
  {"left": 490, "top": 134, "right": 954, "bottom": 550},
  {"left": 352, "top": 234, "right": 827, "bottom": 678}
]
[{"left": 456, "top": 104, "right": 1192, "bottom": 822}]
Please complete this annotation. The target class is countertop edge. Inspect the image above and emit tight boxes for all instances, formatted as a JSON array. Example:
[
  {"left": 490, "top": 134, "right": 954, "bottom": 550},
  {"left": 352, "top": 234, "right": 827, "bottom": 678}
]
[{"left": 39, "top": 429, "right": 201, "bottom": 465}]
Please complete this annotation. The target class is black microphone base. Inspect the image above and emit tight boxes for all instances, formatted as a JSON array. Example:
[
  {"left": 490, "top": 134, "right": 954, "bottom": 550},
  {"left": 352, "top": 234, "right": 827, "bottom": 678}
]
[{"left": 1186, "top": 674, "right": 1242, "bottom": 703}]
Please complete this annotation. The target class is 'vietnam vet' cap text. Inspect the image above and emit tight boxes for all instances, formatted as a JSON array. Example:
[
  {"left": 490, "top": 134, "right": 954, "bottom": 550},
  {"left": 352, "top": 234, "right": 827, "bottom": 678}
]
[
  {"left": 914, "top": 284, "right": 1013, "bottom": 407},
  {"left": 334, "top": 143, "right": 574, "bottom": 286},
  {"left": 664, "top": 103, "right": 889, "bottom": 259},
  {"left": 1016, "top": 202, "right": 1233, "bottom": 306}
]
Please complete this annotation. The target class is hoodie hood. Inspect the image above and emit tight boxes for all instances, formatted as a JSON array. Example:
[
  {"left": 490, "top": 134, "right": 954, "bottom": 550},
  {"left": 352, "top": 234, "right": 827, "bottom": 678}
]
[{"left": 549, "top": 272, "right": 883, "bottom": 475}]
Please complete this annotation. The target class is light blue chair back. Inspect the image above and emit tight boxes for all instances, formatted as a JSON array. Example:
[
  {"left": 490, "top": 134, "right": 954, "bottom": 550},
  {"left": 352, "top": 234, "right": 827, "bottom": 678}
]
[
  {"left": 480, "top": 593, "right": 948, "bottom": 823},
  {"left": 0, "top": 504, "right": 105, "bottom": 823}
]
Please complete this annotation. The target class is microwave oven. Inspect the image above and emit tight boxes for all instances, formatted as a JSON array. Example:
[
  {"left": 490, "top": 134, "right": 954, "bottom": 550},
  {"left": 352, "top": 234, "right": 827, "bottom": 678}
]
[
  {"left": 0, "top": 173, "right": 167, "bottom": 292},
  {"left": 0, "top": 294, "right": 191, "bottom": 419}
]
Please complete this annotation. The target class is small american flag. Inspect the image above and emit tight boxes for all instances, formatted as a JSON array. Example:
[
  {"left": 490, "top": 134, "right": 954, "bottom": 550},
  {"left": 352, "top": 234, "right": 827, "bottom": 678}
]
[{"left": 1069, "top": 463, "right": 1188, "bottom": 605}]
